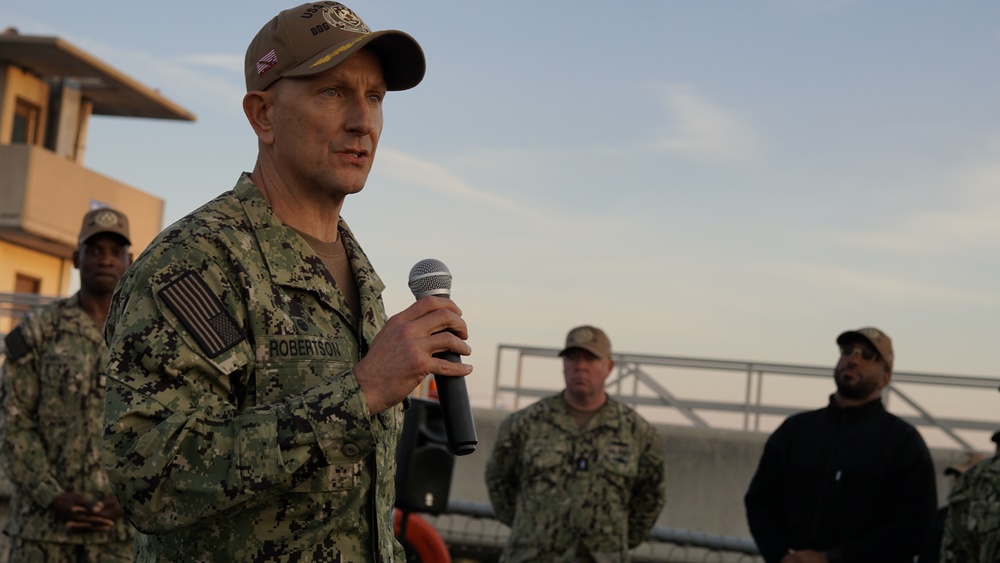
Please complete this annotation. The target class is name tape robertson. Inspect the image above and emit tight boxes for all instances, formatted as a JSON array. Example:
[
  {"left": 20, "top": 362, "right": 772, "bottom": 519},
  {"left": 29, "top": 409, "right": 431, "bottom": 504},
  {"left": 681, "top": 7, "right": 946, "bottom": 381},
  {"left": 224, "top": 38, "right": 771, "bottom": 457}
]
[{"left": 265, "top": 337, "right": 344, "bottom": 359}]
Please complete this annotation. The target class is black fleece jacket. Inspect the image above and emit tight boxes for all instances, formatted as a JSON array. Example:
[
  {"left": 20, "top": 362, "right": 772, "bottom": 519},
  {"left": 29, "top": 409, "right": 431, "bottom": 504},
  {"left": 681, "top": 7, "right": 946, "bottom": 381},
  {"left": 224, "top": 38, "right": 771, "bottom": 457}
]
[{"left": 744, "top": 395, "right": 937, "bottom": 563}]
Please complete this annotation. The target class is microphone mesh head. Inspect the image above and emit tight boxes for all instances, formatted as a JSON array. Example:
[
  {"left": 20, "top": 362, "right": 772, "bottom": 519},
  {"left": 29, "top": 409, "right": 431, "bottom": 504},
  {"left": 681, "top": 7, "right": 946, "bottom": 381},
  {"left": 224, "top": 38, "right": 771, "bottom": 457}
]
[{"left": 408, "top": 259, "right": 452, "bottom": 298}]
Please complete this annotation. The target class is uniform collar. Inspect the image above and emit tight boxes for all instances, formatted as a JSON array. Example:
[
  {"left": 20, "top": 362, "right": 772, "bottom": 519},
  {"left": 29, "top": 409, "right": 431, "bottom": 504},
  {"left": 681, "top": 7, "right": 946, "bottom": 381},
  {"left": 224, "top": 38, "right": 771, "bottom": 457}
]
[
  {"left": 547, "top": 393, "right": 624, "bottom": 432},
  {"left": 825, "top": 393, "right": 886, "bottom": 420},
  {"left": 233, "top": 173, "right": 386, "bottom": 326}
]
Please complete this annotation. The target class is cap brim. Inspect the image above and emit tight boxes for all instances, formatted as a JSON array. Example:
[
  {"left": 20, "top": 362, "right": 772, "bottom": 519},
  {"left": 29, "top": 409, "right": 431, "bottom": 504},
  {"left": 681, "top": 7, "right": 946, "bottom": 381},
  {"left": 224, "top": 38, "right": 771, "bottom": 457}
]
[
  {"left": 837, "top": 331, "right": 881, "bottom": 355},
  {"left": 80, "top": 231, "right": 131, "bottom": 246},
  {"left": 837, "top": 331, "right": 868, "bottom": 346},
  {"left": 558, "top": 345, "right": 608, "bottom": 360},
  {"left": 284, "top": 29, "right": 425, "bottom": 91}
]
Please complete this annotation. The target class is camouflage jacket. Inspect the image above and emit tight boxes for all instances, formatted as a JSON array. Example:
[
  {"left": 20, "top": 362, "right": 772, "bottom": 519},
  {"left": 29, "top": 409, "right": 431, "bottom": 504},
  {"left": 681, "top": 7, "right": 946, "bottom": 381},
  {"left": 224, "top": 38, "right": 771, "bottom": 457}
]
[
  {"left": 485, "top": 393, "right": 667, "bottom": 563},
  {"left": 103, "top": 174, "right": 405, "bottom": 562},
  {"left": 0, "top": 293, "right": 133, "bottom": 544},
  {"left": 941, "top": 454, "right": 1000, "bottom": 562}
]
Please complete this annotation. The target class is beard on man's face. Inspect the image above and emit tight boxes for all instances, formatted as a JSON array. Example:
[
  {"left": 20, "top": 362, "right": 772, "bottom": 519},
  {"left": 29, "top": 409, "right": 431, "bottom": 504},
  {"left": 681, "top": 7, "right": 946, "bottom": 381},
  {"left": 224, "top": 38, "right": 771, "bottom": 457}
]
[{"left": 834, "top": 367, "right": 880, "bottom": 400}]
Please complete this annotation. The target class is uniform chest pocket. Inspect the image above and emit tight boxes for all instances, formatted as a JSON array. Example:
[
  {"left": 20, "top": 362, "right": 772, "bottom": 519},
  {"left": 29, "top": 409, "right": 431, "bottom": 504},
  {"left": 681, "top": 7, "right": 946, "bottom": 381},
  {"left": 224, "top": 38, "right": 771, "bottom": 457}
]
[
  {"left": 523, "top": 441, "right": 572, "bottom": 481},
  {"left": 40, "top": 353, "right": 101, "bottom": 410},
  {"left": 597, "top": 441, "right": 638, "bottom": 490},
  {"left": 254, "top": 335, "right": 353, "bottom": 403},
  {"left": 255, "top": 358, "right": 353, "bottom": 403},
  {"left": 292, "top": 457, "right": 366, "bottom": 493}
]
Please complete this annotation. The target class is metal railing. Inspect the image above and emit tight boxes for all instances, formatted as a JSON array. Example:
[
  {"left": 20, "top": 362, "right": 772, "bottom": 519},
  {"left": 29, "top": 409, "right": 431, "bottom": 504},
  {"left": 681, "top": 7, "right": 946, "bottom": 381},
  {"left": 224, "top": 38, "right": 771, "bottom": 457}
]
[
  {"left": 0, "top": 292, "right": 56, "bottom": 321},
  {"left": 492, "top": 344, "right": 1000, "bottom": 452}
]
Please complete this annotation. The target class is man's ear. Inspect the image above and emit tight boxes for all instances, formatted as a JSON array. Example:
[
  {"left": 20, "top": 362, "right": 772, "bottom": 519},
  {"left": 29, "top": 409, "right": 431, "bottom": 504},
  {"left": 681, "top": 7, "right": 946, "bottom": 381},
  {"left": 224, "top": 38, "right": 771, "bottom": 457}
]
[
  {"left": 71, "top": 248, "right": 81, "bottom": 270},
  {"left": 243, "top": 90, "right": 275, "bottom": 145}
]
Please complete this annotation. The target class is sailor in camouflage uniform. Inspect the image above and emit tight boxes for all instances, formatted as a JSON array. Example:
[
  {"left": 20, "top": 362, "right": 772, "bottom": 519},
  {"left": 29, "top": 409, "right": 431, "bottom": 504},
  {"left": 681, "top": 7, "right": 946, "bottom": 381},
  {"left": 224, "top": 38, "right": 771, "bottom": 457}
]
[
  {"left": 1, "top": 208, "right": 134, "bottom": 562},
  {"left": 486, "top": 326, "right": 666, "bottom": 563},
  {"left": 101, "top": 3, "right": 471, "bottom": 562},
  {"left": 940, "top": 385, "right": 1000, "bottom": 562}
]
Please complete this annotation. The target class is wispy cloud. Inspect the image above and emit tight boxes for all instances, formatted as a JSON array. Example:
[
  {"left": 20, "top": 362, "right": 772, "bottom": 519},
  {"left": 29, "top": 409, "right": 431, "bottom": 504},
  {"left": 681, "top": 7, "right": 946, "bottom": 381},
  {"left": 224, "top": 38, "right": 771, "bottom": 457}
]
[
  {"left": 646, "top": 83, "right": 761, "bottom": 165},
  {"left": 839, "top": 157, "right": 1000, "bottom": 254},
  {"left": 175, "top": 53, "right": 244, "bottom": 73},
  {"left": 376, "top": 148, "right": 547, "bottom": 220},
  {"left": 856, "top": 207, "right": 1000, "bottom": 255},
  {"left": 69, "top": 39, "right": 245, "bottom": 115},
  {"left": 775, "top": 0, "right": 857, "bottom": 14},
  {"left": 0, "top": 14, "right": 245, "bottom": 113},
  {"left": 776, "top": 262, "right": 1000, "bottom": 306}
]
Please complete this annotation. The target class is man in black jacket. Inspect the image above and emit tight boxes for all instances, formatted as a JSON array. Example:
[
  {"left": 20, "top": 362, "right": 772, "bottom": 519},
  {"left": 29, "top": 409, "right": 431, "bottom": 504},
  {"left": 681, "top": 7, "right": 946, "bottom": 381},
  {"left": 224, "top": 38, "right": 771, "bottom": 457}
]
[{"left": 744, "top": 327, "right": 937, "bottom": 563}]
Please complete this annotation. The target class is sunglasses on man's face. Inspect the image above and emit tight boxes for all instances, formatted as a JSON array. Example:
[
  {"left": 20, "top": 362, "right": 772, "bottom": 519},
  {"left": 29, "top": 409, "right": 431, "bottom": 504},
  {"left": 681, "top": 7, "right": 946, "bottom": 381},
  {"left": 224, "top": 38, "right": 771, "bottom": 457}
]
[{"left": 839, "top": 345, "right": 880, "bottom": 362}]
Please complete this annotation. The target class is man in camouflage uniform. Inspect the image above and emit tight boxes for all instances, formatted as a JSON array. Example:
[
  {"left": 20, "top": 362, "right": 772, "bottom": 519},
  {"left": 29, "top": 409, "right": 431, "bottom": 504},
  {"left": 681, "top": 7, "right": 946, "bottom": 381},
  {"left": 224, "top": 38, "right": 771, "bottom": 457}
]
[
  {"left": 940, "top": 385, "right": 1000, "bottom": 562},
  {"left": 1, "top": 208, "right": 134, "bottom": 562},
  {"left": 101, "top": 3, "right": 471, "bottom": 562},
  {"left": 485, "top": 326, "right": 666, "bottom": 563}
]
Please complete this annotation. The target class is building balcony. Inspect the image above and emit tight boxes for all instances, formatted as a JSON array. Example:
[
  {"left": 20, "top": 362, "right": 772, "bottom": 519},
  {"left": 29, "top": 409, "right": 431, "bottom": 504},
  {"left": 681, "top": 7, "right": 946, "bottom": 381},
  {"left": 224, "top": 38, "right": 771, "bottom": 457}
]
[{"left": 0, "top": 143, "right": 163, "bottom": 259}]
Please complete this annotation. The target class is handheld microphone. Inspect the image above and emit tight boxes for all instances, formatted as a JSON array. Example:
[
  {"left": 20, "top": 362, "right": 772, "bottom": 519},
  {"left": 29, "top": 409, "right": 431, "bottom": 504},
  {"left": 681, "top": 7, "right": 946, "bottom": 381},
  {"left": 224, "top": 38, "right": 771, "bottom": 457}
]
[{"left": 408, "top": 259, "right": 477, "bottom": 456}]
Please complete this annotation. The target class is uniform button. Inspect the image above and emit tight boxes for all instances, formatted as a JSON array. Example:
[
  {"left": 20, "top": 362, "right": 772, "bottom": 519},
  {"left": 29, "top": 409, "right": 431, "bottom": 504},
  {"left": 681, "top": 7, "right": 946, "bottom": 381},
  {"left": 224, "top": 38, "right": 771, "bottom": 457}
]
[{"left": 342, "top": 443, "right": 360, "bottom": 457}]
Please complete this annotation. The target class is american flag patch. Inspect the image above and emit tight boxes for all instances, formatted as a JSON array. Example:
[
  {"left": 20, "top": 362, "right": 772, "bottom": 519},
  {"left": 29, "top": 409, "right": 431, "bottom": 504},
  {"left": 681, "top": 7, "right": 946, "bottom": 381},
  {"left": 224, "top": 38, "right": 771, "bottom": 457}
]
[
  {"left": 3, "top": 326, "right": 29, "bottom": 361},
  {"left": 159, "top": 272, "right": 245, "bottom": 358},
  {"left": 256, "top": 49, "right": 278, "bottom": 76}
]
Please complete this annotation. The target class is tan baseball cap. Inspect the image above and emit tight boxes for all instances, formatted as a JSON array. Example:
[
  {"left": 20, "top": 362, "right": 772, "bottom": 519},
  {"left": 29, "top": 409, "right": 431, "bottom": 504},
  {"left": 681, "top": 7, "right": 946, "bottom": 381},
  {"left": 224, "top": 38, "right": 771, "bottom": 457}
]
[
  {"left": 837, "top": 327, "right": 893, "bottom": 372},
  {"left": 559, "top": 325, "right": 612, "bottom": 360},
  {"left": 78, "top": 207, "right": 130, "bottom": 245},
  {"left": 245, "top": 2, "right": 425, "bottom": 93}
]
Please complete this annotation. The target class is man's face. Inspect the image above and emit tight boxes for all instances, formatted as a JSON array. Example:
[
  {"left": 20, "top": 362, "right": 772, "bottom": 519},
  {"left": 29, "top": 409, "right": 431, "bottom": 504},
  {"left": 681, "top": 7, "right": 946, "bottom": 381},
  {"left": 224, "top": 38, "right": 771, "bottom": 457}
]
[
  {"left": 266, "top": 49, "right": 386, "bottom": 202},
  {"left": 834, "top": 338, "right": 890, "bottom": 402},
  {"left": 562, "top": 348, "right": 614, "bottom": 401},
  {"left": 73, "top": 233, "right": 131, "bottom": 295}
]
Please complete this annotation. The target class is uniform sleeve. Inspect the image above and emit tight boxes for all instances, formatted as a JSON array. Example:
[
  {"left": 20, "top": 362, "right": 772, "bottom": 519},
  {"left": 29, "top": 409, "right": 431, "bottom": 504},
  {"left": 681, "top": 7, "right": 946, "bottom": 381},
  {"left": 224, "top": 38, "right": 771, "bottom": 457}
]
[
  {"left": 0, "top": 322, "right": 66, "bottom": 509},
  {"left": 743, "top": 425, "right": 791, "bottom": 563},
  {"left": 485, "top": 415, "right": 520, "bottom": 526},
  {"left": 627, "top": 421, "right": 666, "bottom": 547},
  {"left": 941, "top": 459, "right": 1000, "bottom": 563},
  {"left": 102, "top": 246, "right": 376, "bottom": 535},
  {"left": 940, "top": 469, "right": 975, "bottom": 562}
]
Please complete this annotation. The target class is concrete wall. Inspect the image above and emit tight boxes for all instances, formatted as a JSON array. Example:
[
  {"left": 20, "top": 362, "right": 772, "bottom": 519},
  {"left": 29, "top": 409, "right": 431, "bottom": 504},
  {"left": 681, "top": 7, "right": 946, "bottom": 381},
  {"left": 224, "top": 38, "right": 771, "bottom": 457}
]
[{"left": 455, "top": 407, "right": 976, "bottom": 539}]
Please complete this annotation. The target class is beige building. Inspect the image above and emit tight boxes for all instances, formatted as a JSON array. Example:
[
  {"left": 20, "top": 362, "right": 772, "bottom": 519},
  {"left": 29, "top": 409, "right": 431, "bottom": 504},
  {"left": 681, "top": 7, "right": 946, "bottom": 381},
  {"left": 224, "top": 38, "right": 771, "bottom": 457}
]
[{"left": 0, "top": 29, "right": 194, "bottom": 334}]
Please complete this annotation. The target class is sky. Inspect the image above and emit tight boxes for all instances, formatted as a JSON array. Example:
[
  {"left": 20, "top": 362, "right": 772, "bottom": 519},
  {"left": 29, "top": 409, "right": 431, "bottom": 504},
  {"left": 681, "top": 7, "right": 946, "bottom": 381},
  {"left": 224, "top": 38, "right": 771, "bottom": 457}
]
[{"left": 3, "top": 1, "right": 999, "bottom": 445}]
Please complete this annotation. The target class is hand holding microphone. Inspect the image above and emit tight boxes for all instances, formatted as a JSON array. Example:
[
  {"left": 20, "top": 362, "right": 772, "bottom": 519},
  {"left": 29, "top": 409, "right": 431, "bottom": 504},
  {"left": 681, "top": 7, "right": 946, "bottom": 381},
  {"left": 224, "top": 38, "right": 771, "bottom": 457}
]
[
  {"left": 352, "top": 260, "right": 471, "bottom": 426},
  {"left": 408, "top": 259, "right": 478, "bottom": 455}
]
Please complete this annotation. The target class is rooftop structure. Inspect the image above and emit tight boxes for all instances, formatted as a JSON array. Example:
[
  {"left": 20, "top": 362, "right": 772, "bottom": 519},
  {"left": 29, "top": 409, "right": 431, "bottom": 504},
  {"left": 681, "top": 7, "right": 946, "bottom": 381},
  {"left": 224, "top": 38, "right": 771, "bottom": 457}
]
[{"left": 0, "top": 28, "right": 194, "bottom": 331}]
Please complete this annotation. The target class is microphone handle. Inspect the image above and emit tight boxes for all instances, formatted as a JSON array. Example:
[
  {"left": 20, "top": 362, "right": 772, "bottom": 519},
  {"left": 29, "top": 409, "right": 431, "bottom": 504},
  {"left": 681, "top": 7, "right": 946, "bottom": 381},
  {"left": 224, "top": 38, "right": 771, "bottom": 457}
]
[{"left": 431, "top": 350, "right": 477, "bottom": 456}]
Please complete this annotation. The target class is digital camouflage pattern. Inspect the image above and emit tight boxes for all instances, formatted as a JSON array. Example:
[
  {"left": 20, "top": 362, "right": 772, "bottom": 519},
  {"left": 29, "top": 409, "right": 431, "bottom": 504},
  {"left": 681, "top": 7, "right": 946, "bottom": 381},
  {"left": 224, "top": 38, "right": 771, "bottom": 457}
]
[
  {"left": 0, "top": 294, "right": 133, "bottom": 547},
  {"left": 102, "top": 174, "right": 405, "bottom": 562},
  {"left": 5, "top": 537, "right": 132, "bottom": 563},
  {"left": 485, "top": 394, "right": 666, "bottom": 563},
  {"left": 941, "top": 454, "right": 1000, "bottom": 562}
]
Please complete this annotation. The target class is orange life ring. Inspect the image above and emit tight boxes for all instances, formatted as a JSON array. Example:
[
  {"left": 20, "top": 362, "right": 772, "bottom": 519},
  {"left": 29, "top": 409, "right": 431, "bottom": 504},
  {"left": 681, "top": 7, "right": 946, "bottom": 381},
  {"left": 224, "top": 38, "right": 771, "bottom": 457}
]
[{"left": 393, "top": 509, "right": 451, "bottom": 563}]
